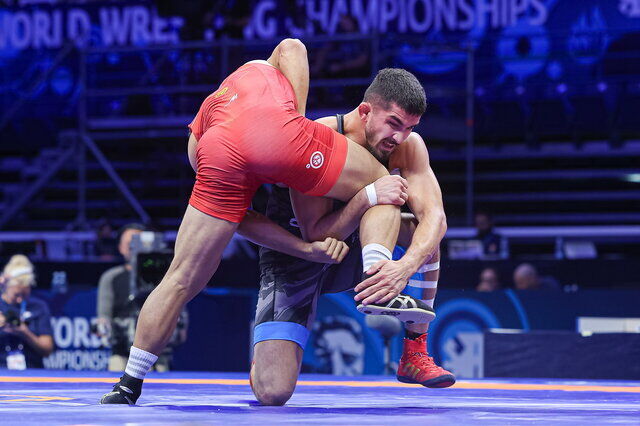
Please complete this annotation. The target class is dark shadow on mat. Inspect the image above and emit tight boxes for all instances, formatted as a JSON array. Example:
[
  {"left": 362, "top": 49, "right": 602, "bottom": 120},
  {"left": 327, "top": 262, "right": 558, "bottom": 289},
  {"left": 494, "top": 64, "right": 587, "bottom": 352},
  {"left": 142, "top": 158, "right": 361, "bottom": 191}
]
[{"left": 151, "top": 404, "right": 451, "bottom": 415}]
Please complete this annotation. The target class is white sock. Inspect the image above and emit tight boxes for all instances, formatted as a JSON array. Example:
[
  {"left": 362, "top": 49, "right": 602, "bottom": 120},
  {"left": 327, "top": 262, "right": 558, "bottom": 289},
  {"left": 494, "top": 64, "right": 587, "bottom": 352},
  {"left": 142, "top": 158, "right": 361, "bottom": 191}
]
[
  {"left": 362, "top": 243, "right": 392, "bottom": 273},
  {"left": 125, "top": 346, "right": 158, "bottom": 379},
  {"left": 407, "top": 261, "right": 439, "bottom": 308}
]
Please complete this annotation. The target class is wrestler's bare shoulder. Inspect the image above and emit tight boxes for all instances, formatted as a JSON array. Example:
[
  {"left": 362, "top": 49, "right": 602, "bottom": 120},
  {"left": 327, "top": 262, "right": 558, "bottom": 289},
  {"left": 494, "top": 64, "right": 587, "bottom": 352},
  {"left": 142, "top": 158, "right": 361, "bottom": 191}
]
[
  {"left": 315, "top": 116, "right": 338, "bottom": 130},
  {"left": 389, "top": 132, "right": 428, "bottom": 170}
]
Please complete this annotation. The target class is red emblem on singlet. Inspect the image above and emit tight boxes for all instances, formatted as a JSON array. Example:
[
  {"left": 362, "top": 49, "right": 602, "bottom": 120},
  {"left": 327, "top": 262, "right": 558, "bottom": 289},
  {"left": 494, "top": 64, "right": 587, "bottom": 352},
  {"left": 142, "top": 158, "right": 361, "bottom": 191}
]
[{"left": 307, "top": 151, "right": 324, "bottom": 169}]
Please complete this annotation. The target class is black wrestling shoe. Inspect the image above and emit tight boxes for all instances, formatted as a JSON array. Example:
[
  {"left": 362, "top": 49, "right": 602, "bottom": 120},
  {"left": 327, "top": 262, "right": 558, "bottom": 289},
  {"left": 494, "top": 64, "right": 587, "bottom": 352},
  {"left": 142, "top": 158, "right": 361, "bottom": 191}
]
[
  {"left": 356, "top": 272, "right": 435, "bottom": 324},
  {"left": 100, "top": 373, "right": 143, "bottom": 405},
  {"left": 357, "top": 294, "right": 435, "bottom": 324}
]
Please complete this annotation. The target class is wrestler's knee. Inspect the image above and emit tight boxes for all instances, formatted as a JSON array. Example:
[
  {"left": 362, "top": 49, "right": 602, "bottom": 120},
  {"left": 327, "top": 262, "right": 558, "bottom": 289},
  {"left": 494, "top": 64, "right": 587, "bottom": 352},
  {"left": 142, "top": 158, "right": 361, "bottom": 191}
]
[
  {"left": 279, "top": 38, "right": 307, "bottom": 58},
  {"left": 160, "top": 267, "right": 206, "bottom": 301},
  {"left": 254, "top": 385, "right": 294, "bottom": 406},
  {"left": 252, "top": 372, "right": 295, "bottom": 406}
]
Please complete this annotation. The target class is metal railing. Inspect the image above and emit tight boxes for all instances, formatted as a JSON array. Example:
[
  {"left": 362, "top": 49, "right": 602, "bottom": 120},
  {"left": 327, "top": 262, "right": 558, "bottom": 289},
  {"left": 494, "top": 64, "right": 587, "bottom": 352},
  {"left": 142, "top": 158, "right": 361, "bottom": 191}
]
[{"left": 1, "top": 225, "right": 638, "bottom": 261}]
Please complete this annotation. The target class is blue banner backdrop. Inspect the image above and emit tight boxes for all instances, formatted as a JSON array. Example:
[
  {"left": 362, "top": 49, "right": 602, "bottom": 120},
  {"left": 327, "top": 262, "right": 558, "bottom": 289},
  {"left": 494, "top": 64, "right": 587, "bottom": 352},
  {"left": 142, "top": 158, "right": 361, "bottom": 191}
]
[{"left": 31, "top": 285, "right": 640, "bottom": 375}]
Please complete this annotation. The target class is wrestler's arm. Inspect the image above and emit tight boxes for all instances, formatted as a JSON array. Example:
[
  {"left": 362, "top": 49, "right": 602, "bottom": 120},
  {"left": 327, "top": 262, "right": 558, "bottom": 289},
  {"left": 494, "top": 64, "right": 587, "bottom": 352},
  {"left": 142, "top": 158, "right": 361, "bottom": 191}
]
[
  {"left": 237, "top": 210, "right": 349, "bottom": 264},
  {"left": 395, "top": 133, "right": 447, "bottom": 271},
  {"left": 353, "top": 134, "right": 445, "bottom": 301}
]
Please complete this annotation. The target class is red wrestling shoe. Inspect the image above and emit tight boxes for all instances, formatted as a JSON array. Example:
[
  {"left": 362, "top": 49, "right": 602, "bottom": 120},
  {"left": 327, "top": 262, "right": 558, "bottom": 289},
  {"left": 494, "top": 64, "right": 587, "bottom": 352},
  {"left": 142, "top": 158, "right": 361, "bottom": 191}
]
[{"left": 396, "top": 333, "right": 456, "bottom": 388}]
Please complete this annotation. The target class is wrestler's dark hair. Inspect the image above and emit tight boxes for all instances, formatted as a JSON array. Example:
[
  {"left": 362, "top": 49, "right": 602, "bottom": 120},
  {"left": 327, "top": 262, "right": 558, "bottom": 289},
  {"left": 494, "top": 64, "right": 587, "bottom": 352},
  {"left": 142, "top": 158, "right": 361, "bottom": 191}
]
[{"left": 363, "top": 68, "right": 427, "bottom": 117}]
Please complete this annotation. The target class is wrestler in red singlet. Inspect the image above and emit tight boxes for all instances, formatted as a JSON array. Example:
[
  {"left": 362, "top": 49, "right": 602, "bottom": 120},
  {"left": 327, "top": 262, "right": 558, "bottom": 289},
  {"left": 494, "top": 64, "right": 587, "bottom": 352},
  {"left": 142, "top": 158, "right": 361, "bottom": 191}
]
[{"left": 188, "top": 61, "right": 348, "bottom": 223}]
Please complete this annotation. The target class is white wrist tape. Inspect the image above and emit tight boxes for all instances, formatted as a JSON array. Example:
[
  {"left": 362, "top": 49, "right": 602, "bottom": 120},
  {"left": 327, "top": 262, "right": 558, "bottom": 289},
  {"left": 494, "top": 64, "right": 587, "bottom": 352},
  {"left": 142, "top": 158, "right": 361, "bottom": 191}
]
[{"left": 365, "top": 183, "right": 377, "bottom": 207}]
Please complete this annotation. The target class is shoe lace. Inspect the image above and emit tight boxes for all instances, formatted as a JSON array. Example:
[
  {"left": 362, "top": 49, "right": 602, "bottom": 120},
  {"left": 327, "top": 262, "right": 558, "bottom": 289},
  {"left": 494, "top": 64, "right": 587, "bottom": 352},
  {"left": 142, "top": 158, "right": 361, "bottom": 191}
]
[{"left": 408, "top": 351, "right": 442, "bottom": 372}]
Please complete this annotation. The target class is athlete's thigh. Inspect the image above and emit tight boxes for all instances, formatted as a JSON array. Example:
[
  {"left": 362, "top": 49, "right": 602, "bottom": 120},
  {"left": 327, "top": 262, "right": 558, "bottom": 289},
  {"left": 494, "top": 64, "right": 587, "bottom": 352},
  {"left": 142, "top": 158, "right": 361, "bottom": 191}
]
[
  {"left": 191, "top": 126, "right": 260, "bottom": 223},
  {"left": 167, "top": 205, "right": 238, "bottom": 288},
  {"left": 323, "top": 137, "right": 388, "bottom": 202},
  {"left": 255, "top": 259, "right": 326, "bottom": 329}
]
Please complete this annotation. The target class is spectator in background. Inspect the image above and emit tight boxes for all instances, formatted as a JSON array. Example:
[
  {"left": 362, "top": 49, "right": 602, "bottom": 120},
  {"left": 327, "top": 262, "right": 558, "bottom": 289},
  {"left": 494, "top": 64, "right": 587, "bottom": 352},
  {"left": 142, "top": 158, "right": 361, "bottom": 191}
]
[
  {"left": 213, "top": 0, "right": 253, "bottom": 39},
  {"left": 0, "top": 255, "right": 54, "bottom": 369},
  {"left": 311, "top": 15, "right": 370, "bottom": 79},
  {"left": 310, "top": 15, "right": 370, "bottom": 106},
  {"left": 95, "top": 220, "right": 119, "bottom": 261},
  {"left": 474, "top": 211, "right": 503, "bottom": 257},
  {"left": 476, "top": 267, "right": 502, "bottom": 292},
  {"left": 513, "top": 263, "right": 560, "bottom": 291},
  {"left": 96, "top": 223, "right": 187, "bottom": 372}
]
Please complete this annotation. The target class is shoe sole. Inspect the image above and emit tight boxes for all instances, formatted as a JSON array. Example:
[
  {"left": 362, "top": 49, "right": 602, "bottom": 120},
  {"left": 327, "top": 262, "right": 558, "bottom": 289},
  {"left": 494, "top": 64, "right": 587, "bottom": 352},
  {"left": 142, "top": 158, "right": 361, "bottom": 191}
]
[
  {"left": 397, "top": 374, "right": 456, "bottom": 388},
  {"left": 100, "top": 393, "right": 135, "bottom": 405},
  {"left": 356, "top": 304, "right": 435, "bottom": 324}
]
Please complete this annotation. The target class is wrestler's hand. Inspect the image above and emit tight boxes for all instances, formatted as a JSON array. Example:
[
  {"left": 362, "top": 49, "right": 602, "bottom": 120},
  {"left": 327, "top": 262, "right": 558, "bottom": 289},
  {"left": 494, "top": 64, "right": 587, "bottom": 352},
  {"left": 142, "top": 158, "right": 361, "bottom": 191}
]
[
  {"left": 353, "top": 259, "right": 414, "bottom": 305},
  {"left": 373, "top": 175, "right": 409, "bottom": 206},
  {"left": 306, "top": 237, "right": 349, "bottom": 264}
]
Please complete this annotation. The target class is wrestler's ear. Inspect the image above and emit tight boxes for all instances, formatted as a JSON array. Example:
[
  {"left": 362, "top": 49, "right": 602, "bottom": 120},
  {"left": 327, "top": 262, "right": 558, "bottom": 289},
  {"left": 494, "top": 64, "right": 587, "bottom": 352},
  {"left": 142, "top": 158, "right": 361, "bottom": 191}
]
[{"left": 358, "top": 102, "right": 372, "bottom": 122}]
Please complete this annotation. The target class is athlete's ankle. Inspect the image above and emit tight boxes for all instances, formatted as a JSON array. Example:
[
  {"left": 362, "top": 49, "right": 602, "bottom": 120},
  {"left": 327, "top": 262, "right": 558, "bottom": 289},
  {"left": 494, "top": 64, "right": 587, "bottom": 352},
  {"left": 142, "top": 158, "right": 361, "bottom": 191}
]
[{"left": 124, "top": 346, "right": 158, "bottom": 380}]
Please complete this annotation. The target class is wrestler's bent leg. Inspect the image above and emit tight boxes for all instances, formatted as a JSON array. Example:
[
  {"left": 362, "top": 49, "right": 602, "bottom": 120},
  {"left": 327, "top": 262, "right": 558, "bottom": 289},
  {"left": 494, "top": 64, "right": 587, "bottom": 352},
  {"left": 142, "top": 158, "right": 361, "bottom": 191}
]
[{"left": 251, "top": 340, "right": 303, "bottom": 406}]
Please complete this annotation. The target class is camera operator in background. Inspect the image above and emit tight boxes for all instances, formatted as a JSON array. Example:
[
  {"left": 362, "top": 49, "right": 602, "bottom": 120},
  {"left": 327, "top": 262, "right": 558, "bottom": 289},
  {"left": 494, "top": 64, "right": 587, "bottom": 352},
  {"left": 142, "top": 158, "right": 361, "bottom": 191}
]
[
  {"left": 96, "top": 224, "right": 187, "bottom": 372},
  {"left": 0, "top": 254, "right": 54, "bottom": 369}
]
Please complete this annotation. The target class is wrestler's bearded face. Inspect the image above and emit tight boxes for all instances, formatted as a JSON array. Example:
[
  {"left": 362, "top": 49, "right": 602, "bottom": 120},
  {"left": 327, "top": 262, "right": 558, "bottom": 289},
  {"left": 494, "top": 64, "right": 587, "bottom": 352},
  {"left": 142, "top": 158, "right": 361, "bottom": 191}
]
[{"left": 363, "top": 102, "right": 420, "bottom": 163}]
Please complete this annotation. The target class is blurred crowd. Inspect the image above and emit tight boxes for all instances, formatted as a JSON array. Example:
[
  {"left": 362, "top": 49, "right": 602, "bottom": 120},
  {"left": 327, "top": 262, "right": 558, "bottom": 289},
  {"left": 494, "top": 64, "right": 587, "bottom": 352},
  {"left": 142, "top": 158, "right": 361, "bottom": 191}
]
[{"left": 470, "top": 212, "right": 560, "bottom": 292}]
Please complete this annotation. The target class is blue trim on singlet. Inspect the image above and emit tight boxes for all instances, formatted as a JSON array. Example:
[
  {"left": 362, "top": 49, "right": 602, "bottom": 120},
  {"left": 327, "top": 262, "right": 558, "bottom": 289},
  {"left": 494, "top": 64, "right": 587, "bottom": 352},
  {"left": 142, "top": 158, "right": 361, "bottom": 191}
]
[{"left": 253, "top": 321, "right": 310, "bottom": 349}]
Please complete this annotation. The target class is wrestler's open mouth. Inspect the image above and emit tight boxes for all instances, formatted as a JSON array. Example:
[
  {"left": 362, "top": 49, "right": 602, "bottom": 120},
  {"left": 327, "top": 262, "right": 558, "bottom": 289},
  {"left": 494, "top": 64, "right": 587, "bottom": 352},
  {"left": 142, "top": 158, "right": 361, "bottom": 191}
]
[{"left": 380, "top": 140, "right": 396, "bottom": 151}]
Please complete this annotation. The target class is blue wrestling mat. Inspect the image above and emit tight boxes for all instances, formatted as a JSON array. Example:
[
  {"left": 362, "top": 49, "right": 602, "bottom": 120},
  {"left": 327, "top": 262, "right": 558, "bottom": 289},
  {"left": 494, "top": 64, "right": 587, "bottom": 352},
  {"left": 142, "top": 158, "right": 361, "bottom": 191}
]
[{"left": 1, "top": 370, "right": 639, "bottom": 425}]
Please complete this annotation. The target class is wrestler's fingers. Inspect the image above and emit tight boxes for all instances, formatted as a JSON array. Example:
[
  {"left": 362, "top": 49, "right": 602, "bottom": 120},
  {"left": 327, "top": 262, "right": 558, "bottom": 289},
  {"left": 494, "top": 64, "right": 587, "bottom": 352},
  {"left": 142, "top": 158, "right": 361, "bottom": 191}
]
[
  {"left": 326, "top": 237, "right": 338, "bottom": 255},
  {"left": 375, "top": 290, "right": 399, "bottom": 305},
  {"left": 362, "top": 289, "right": 392, "bottom": 306},
  {"left": 354, "top": 274, "right": 380, "bottom": 294},
  {"left": 354, "top": 279, "right": 385, "bottom": 301},
  {"left": 365, "top": 259, "right": 388, "bottom": 276},
  {"left": 330, "top": 240, "right": 343, "bottom": 261},
  {"left": 335, "top": 242, "right": 349, "bottom": 263}
]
